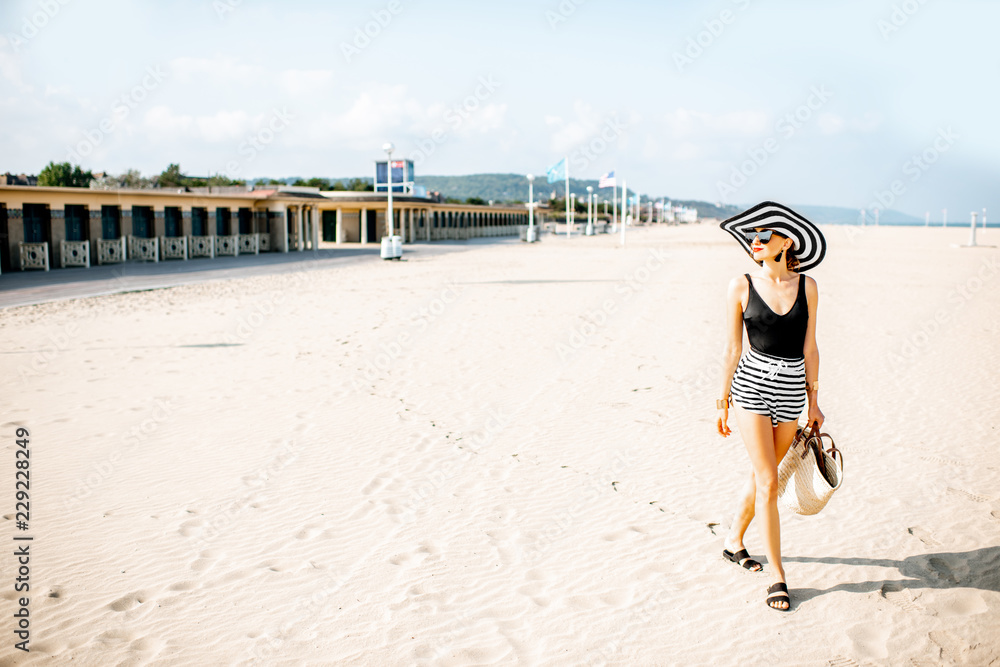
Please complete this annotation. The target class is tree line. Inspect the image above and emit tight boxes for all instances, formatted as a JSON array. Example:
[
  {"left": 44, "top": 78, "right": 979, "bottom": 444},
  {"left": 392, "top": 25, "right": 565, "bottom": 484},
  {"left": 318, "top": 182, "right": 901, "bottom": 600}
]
[{"left": 34, "top": 161, "right": 375, "bottom": 192}]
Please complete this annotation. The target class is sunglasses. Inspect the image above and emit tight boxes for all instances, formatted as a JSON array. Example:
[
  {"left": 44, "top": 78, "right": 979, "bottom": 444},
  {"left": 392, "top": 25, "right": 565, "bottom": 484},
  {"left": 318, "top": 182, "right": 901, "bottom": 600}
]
[{"left": 743, "top": 229, "right": 784, "bottom": 244}]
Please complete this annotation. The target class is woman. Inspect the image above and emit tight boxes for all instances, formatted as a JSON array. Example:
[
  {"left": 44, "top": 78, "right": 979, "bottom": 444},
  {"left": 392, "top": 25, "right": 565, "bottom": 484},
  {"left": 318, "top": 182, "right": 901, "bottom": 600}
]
[{"left": 716, "top": 201, "right": 827, "bottom": 612}]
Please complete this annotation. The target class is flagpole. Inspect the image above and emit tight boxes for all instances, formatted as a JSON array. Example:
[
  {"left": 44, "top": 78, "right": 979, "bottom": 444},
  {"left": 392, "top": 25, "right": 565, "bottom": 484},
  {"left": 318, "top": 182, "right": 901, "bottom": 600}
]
[
  {"left": 621, "top": 179, "right": 627, "bottom": 247},
  {"left": 612, "top": 174, "right": 617, "bottom": 233},
  {"left": 564, "top": 156, "right": 570, "bottom": 238}
]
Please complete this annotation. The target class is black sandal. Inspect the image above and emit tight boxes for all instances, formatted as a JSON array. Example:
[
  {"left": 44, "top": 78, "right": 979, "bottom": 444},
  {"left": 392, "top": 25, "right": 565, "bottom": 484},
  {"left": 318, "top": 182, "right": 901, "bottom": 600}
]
[
  {"left": 766, "top": 582, "right": 790, "bottom": 611},
  {"left": 722, "top": 548, "right": 763, "bottom": 572}
]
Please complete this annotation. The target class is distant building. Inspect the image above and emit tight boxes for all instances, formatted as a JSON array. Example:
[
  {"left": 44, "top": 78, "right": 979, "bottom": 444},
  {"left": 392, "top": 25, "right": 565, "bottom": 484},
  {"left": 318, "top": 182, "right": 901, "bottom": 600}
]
[
  {"left": 664, "top": 205, "right": 698, "bottom": 224},
  {"left": 1, "top": 173, "right": 37, "bottom": 186},
  {"left": 0, "top": 184, "right": 529, "bottom": 272}
]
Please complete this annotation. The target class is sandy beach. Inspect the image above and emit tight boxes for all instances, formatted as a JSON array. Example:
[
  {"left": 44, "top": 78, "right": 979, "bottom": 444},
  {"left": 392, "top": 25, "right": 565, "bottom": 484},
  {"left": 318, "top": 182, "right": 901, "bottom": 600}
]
[{"left": 2, "top": 222, "right": 998, "bottom": 666}]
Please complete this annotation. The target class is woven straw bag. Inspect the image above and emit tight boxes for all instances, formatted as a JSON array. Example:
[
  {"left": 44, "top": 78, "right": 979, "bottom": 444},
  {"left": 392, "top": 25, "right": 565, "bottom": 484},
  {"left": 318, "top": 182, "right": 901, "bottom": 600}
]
[{"left": 776, "top": 422, "right": 843, "bottom": 515}]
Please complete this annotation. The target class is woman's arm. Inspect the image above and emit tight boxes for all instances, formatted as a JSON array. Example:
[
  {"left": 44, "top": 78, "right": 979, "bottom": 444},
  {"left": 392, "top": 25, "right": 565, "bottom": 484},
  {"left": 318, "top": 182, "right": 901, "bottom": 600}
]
[
  {"left": 717, "top": 276, "right": 746, "bottom": 437},
  {"left": 802, "top": 275, "right": 824, "bottom": 429}
]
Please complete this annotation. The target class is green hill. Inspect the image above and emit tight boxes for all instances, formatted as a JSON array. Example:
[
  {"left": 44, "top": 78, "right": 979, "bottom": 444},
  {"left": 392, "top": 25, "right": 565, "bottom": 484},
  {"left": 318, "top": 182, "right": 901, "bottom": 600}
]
[
  {"left": 259, "top": 172, "right": 920, "bottom": 224},
  {"left": 792, "top": 204, "right": 921, "bottom": 225},
  {"left": 415, "top": 173, "right": 743, "bottom": 219}
]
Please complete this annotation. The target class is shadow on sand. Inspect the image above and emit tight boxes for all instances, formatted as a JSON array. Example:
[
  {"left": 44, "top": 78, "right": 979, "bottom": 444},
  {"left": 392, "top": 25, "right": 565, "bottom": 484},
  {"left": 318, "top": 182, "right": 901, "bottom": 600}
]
[{"left": 785, "top": 545, "right": 1000, "bottom": 603}]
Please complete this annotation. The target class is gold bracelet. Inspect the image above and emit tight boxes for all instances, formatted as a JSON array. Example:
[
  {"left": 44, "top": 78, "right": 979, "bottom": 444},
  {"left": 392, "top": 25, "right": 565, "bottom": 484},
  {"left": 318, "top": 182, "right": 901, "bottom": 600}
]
[
  {"left": 808, "top": 380, "right": 819, "bottom": 391},
  {"left": 716, "top": 398, "right": 729, "bottom": 409}
]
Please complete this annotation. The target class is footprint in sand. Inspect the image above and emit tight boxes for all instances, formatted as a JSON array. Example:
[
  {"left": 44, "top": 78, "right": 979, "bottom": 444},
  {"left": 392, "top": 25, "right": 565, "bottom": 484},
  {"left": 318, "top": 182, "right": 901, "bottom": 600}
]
[
  {"left": 41, "top": 586, "right": 66, "bottom": 603},
  {"left": 492, "top": 503, "right": 516, "bottom": 524},
  {"left": 190, "top": 549, "right": 223, "bottom": 572},
  {"left": 946, "top": 487, "right": 991, "bottom": 503},
  {"left": 516, "top": 568, "right": 552, "bottom": 607},
  {"left": 361, "top": 474, "right": 389, "bottom": 496},
  {"left": 844, "top": 619, "right": 890, "bottom": 661},
  {"left": 176, "top": 508, "right": 203, "bottom": 537},
  {"left": 601, "top": 525, "right": 648, "bottom": 542},
  {"left": 389, "top": 582, "right": 444, "bottom": 616},
  {"left": 929, "top": 630, "right": 967, "bottom": 664},
  {"left": 388, "top": 542, "right": 441, "bottom": 568},
  {"left": 633, "top": 561, "right": 675, "bottom": 581},
  {"left": 919, "top": 454, "right": 972, "bottom": 468},
  {"left": 826, "top": 657, "right": 861, "bottom": 667},
  {"left": 108, "top": 591, "right": 151, "bottom": 613},
  {"left": 293, "top": 523, "right": 326, "bottom": 540},
  {"left": 95, "top": 628, "right": 140, "bottom": 644},
  {"left": 598, "top": 588, "right": 635, "bottom": 608},
  {"left": 879, "top": 581, "right": 923, "bottom": 613},
  {"left": 129, "top": 635, "right": 167, "bottom": 655},
  {"left": 487, "top": 463, "right": 512, "bottom": 482},
  {"left": 167, "top": 580, "right": 199, "bottom": 592},
  {"left": 410, "top": 433, "right": 433, "bottom": 453},
  {"left": 485, "top": 527, "right": 521, "bottom": 565},
  {"left": 907, "top": 526, "right": 942, "bottom": 547}
]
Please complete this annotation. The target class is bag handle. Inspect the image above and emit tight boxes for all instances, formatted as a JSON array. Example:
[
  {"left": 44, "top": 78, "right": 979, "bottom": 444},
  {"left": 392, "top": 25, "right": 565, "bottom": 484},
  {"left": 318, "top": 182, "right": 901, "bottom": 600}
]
[
  {"left": 808, "top": 423, "right": 843, "bottom": 474},
  {"left": 792, "top": 423, "right": 813, "bottom": 459}
]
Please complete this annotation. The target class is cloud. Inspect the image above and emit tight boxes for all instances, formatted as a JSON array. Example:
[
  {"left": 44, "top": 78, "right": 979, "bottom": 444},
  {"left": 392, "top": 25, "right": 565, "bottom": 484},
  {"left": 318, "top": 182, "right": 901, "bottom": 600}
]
[
  {"left": 672, "top": 142, "right": 702, "bottom": 160},
  {"left": 851, "top": 111, "right": 883, "bottom": 132},
  {"left": 548, "top": 101, "right": 605, "bottom": 153},
  {"left": 142, "top": 106, "right": 267, "bottom": 143},
  {"left": 314, "top": 84, "right": 412, "bottom": 145},
  {"left": 168, "top": 56, "right": 262, "bottom": 84},
  {"left": 452, "top": 103, "right": 508, "bottom": 137},
  {"left": 816, "top": 111, "right": 884, "bottom": 135},
  {"left": 662, "top": 108, "right": 770, "bottom": 138},
  {"left": 279, "top": 68, "right": 335, "bottom": 95},
  {"left": 0, "top": 37, "right": 26, "bottom": 88}
]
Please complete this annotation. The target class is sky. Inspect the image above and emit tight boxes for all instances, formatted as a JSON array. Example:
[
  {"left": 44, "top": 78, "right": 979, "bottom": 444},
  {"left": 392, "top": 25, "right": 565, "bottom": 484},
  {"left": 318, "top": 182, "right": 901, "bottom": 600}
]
[{"left": 1, "top": 0, "right": 998, "bottom": 218}]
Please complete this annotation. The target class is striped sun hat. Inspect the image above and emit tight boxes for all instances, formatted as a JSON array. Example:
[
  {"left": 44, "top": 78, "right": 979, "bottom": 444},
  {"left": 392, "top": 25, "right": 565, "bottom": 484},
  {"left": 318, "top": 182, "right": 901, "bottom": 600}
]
[{"left": 720, "top": 201, "right": 826, "bottom": 272}]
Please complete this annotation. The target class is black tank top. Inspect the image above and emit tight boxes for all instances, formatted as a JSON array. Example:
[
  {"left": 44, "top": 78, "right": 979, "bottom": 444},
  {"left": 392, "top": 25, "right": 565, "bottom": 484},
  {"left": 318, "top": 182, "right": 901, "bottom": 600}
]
[{"left": 743, "top": 273, "right": 808, "bottom": 359}]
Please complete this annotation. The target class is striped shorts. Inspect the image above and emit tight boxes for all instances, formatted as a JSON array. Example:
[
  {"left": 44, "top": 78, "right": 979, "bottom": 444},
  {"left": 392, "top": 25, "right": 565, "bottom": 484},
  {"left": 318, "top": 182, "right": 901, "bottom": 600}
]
[{"left": 730, "top": 347, "right": 806, "bottom": 426}]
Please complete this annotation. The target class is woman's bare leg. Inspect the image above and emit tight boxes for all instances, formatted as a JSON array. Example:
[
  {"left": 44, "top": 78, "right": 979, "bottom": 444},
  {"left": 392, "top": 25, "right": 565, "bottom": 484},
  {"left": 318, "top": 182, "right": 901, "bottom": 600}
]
[
  {"left": 724, "top": 473, "right": 756, "bottom": 554},
  {"left": 726, "top": 419, "right": 799, "bottom": 555},
  {"left": 732, "top": 405, "right": 788, "bottom": 608}
]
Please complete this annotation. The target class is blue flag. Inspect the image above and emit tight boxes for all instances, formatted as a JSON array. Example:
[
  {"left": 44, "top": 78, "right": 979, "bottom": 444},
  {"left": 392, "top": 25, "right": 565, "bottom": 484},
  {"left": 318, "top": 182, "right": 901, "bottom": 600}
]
[{"left": 546, "top": 158, "right": 566, "bottom": 184}]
